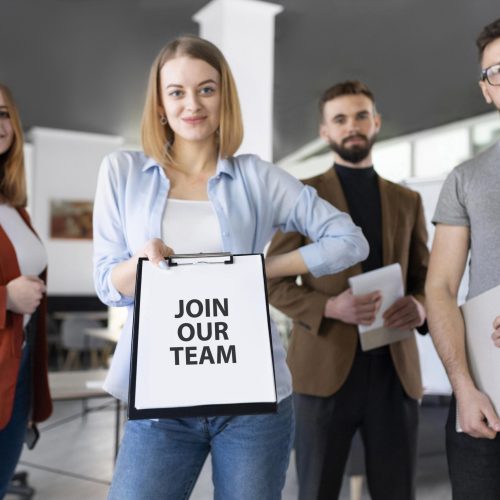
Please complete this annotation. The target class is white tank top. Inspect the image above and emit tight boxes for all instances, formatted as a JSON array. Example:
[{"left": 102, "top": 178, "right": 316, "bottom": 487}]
[
  {"left": 162, "top": 198, "right": 223, "bottom": 253},
  {"left": 0, "top": 204, "right": 47, "bottom": 326}
]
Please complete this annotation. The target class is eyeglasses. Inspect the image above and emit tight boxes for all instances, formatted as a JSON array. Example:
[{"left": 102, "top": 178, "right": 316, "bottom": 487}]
[{"left": 481, "top": 63, "right": 500, "bottom": 86}]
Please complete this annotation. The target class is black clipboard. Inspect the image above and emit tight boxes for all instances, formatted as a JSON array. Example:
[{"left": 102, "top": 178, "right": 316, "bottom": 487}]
[{"left": 128, "top": 253, "right": 277, "bottom": 420}]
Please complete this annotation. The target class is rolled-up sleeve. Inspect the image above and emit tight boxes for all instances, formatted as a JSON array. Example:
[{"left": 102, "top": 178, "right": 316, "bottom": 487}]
[
  {"left": 267, "top": 165, "right": 369, "bottom": 277},
  {"left": 432, "top": 166, "right": 469, "bottom": 227},
  {"left": 93, "top": 155, "right": 134, "bottom": 307},
  {"left": 290, "top": 186, "right": 368, "bottom": 277}
]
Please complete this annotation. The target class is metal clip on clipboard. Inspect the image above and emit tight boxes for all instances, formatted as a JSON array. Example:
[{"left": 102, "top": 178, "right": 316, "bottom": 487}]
[{"left": 166, "top": 252, "right": 234, "bottom": 266}]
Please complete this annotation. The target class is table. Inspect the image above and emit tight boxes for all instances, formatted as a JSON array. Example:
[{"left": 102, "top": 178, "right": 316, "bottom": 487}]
[
  {"left": 84, "top": 328, "right": 120, "bottom": 368},
  {"left": 52, "top": 312, "right": 109, "bottom": 370},
  {"left": 52, "top": 311, "right": 109, "bottom": 321},
  {"left": 48, "top": 369, "right": 122, "bottom": 460},
  {"left": 85, "top": 327, "right": 120, "bottom": 344}
]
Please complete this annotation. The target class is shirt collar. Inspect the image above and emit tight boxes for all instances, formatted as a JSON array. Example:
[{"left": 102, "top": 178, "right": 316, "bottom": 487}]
[
  {"left": 334, "top": 162, "right": 376, "bottom": 179},
  {"left": 216, "top": 157, "right": 235, "bottom": 179},
  {"left": 141, "top": 155, "right": 235, "bottom": 179},
  {"left": 142, "top": 156, "right": 161, "bottom": 172}
]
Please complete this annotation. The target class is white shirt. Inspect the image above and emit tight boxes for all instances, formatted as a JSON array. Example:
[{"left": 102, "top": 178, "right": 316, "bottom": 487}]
[
  {"left": 162, "top": 198, "right": 222, "bottom": 253},
  {"left": 0, "top": 204, "right": 47, "bottom": 325}
]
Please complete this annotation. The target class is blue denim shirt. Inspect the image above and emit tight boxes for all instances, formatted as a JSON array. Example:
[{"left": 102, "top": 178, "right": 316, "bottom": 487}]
[{"left": 93, "top": 151, "right": 368, "bottom": 402}]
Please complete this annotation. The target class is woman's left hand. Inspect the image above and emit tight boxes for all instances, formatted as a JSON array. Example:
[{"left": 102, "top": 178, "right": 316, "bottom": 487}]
[
  {"left": 492, "top": 316, "right": 500, "bottom": 348},
  {"left": 6, "top": 275, "right": 46, "bottom": 314}
]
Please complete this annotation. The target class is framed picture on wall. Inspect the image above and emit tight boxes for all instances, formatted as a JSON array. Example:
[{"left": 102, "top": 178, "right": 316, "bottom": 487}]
[{"left": 49, "top": 199, "right": 93, "bottom": 240}]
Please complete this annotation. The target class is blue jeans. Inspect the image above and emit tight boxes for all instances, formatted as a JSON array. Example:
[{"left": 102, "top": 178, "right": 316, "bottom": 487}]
[
  {"left": 0, "top": 345, "right": 31, "bottom": 499},
  {"left": 108, "top": 396, "right": 294, "bottom": 500}
]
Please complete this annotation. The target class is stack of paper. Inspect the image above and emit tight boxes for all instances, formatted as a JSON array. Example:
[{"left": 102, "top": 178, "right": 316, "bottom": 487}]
[{"left": 349, "top": 263, "right": 412, "bottom": 351}]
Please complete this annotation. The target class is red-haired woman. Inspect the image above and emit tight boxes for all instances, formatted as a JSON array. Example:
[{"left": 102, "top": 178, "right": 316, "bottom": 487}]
[{"left": 0, "top": 83, "right": 52, "bottom": 497}]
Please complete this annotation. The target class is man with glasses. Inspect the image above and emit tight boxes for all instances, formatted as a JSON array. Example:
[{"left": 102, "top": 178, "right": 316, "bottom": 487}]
[
  {"left": 426, "top": 17, "right": 500, "bottom": 499},
  {"left": 267, "top": 80, "right": 429, "bottom": 500}
]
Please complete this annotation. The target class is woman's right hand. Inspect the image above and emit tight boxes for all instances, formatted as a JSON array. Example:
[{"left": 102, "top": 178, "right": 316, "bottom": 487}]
[
  {"left": 6, "top": 275, "right": 46, "bottom": 314},
  {"left": 111, "top": 239, "right": 175, "bottom": 297},
  {"left": 138, "top": 238, "right": 175, "bottom": 268}
]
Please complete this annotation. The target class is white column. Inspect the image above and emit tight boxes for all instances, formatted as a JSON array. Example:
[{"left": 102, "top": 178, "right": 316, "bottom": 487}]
[{"left": 194, "top": 0, "right": 283, "bottom": 162}]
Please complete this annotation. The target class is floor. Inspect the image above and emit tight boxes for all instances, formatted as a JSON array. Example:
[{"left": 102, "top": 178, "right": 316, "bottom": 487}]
[{"left": 7, "top": 397, "right": 453, "bottom": 500}]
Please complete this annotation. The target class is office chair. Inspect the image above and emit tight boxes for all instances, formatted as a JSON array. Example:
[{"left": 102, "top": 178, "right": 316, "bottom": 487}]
[{"left": 61, "top": 317, "right": 107, "bottom": 370}]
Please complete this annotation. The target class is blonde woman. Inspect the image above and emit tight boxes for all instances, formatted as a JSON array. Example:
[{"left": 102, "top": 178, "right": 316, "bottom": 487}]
[
  {"left": 0, "top": 84, "right": 51, "bottom": 496},
  {"left": 93, "top": 35, "right": 369, "bottom": 500}
]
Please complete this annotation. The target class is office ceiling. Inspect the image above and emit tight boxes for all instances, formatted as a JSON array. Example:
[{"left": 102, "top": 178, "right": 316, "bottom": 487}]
[{"left": 1, "top": 0, "right": 498, "bottom": 162}]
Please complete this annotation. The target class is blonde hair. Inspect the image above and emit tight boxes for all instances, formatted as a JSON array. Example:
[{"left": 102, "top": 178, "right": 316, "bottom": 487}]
[
  {"left": 141, "top": 35, "right": 243, "bottom": 167},
  {"left": 0, "top": 84, "right": 26, "bottom": 207}
]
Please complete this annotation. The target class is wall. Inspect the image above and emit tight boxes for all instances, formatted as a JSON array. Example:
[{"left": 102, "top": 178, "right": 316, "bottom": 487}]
[{"left": 29, "top": 127, "right": 124, "bottom": 295}]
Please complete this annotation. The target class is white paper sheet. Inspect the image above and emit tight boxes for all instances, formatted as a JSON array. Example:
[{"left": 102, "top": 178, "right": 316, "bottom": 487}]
[
  {"left": 458, "top": 284, "right": 500, "bottom": 430},
  {"left": 348, "top": 263, "right": 412, "bottom": 350},
  {"left": 132, "top": 255, "right": 276, "bottom": 411}
]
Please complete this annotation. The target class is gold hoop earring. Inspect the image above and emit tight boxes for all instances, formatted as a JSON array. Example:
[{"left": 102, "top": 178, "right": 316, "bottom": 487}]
[{"left": 160, "top": 115, "right": 168, "bottom": 126}]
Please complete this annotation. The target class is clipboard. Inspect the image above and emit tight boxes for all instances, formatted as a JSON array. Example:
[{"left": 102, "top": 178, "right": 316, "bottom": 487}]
[
  {"left": 457, "top": 283, "right": 500, "bottom": 431},
  {"left": 128, "top": 253, "right": 277, "bottom": 419}
]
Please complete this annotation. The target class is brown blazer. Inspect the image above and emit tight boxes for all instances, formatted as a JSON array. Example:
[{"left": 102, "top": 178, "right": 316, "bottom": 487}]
[
  {"left": 0, "top": 208, "right": 52, "bottom": 429},
  {"left": 267, "top": 168, "right": 429, "bottom": 400}
]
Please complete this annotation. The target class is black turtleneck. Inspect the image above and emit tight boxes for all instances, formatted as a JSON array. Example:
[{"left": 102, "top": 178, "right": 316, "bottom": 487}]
[{"left": 334, "top": 163, "right": 382, "bottom": 273}]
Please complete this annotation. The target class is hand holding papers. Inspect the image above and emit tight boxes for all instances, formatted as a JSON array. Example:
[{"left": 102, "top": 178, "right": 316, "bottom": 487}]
[
  {"left": 349, "top": 263, "right": 413, "bottom": 351},
  {"left": 459, "top": 284, "right": 500, "bottom": 431}
]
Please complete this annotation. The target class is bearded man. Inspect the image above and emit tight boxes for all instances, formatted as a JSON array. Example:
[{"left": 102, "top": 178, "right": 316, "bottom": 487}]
[{"left": 267, "top": 80, "right": 429, "bottom": 500}]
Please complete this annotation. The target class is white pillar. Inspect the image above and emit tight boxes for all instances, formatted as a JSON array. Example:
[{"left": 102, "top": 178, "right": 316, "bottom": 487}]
[{"left": 194, "top": 0, "right": 283, "bottom": 162}]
